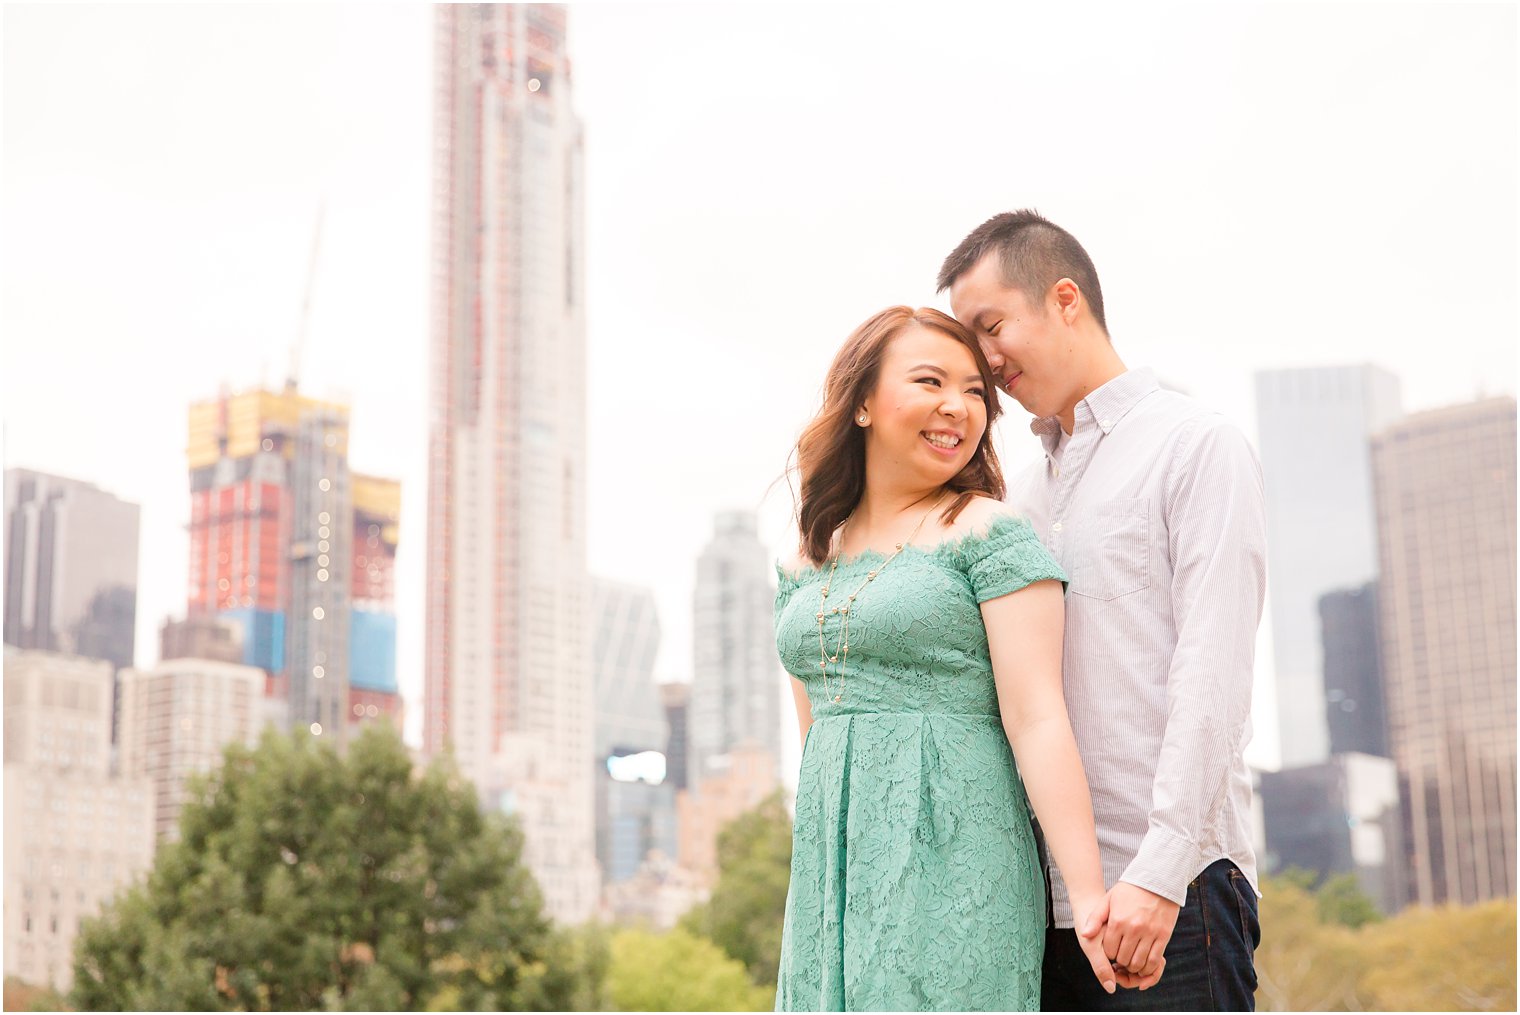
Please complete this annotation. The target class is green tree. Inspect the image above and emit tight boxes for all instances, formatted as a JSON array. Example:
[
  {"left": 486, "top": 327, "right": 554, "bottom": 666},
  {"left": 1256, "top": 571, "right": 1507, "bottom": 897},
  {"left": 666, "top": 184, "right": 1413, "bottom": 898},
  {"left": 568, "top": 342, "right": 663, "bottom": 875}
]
[
  {"left": 1314, "top": 873, "right": 1382, "bottom": 929},
  {"left": 1354, "top": 899, "right": 1516, "bottom": 1012},
  {"left": 1254, "top": 875, "right": 1518, "bottom": 1011},
  {"left": 680, "top": 791, "right": 792, "bottom": 986},
  {"left": 71, "top": 724, "right": 604, "bottom": 1011},
  {"left": 1254, "top": 876, "right": 1366, "bottom": 1011},
  {"left": 606, "top": 928, "right": 773, "bottom": 1011},
  {"left": 1270, "top": 867, "right": 1382, "bottom": 929}
]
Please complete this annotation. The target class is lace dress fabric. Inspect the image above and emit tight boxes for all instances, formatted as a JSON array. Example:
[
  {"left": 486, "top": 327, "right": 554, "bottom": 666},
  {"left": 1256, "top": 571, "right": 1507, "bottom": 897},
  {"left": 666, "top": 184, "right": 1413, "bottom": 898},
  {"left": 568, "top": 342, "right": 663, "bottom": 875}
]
[{"left": 774, "top": 514, "right": 1067, "bottom": 1012}]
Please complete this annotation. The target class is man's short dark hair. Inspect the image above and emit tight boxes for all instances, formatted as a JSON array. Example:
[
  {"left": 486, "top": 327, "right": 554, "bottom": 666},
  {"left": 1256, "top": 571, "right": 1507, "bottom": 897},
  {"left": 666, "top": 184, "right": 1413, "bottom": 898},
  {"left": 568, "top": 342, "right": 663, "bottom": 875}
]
[{"left": 937, "top": 209, "right": 1108, "bottom": 335}]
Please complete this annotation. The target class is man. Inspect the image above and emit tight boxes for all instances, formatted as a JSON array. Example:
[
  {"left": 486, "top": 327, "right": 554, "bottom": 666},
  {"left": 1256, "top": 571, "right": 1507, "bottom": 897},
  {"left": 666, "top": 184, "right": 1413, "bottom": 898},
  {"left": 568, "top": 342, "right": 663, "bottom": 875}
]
[{"left": 939, "top": 210, "right": 1265, "bottom": 1011}]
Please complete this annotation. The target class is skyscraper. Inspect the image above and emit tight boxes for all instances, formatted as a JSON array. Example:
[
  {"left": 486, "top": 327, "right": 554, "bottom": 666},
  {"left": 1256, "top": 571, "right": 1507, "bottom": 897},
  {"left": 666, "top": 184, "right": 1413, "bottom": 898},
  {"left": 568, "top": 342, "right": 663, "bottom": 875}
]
[
  {"left": 591, "top": 579, "right": 665, "bottom": 758},
  {"left": 426, "top": 4, "right": 595, "bottom": 923},
  {"left": 661, "top": 681, "right": 691, "bottom": 793},
  {"left": 591, "top": 579, "right": 676, "bottom": 888},
  {"left": 1259, "top": 752, "right": 1405, "bottom": 914},
  {"left": 1319, "top": 583, "right": 1387, "bottom": 757},
  {"left": 689, "top": 511, "right": 782, "bottom": 789},
  {"left": 3, "top": 649, "right": 154, "bottom": 993},
  {"left": 1371, "top": 396, "right": 1516, "bottom": 906},
  {"left": 185, "top": 387, "right": 402, "bottom": 740},
  {"left": 118, "top": 658, "right": 264, "bottom": 840},
  {"left": 1255, "top": 365, "right": 1403, "bottom": 767},
  {"left": 4, "top": 469, "right": 139, "bottom": 671},
  {"left": 285, "top": 406, "right": 352, "bottom": 738}
]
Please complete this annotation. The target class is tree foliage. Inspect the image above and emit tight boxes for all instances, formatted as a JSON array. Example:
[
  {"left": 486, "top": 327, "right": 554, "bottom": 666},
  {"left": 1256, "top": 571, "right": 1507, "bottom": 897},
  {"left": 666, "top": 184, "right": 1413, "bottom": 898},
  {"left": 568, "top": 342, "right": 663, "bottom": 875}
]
[
  {"left": 606, "top": 928, "right": 773, "bottom": 1011},
  {"left": 1353, "top": 899, "right": 1516, "bottom": 1012},
  {"left": 1314, "top": 873, "right": 1382, "bottom": 929},
  {"left": 71, "top": 724, "right": 604, "bottom": 1011},
  {"left": 1255, "top": 875, "right": 1517, "bottom": 1012},
  {"left": 680, "top": 790, "right": 792, "bottom": 986},
  {"left": 1255, "top": 877, "right": 1366, "bottom": 1011},
  {"left": 1272, "top": 867, "right": 1383, "bottom": 929}
]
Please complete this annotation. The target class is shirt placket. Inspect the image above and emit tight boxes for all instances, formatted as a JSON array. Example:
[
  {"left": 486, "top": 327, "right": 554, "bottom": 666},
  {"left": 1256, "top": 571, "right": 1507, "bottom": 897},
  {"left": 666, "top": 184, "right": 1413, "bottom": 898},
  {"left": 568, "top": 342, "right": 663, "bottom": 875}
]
[{"left": 1045, "top": 407, "right": 1103, "bottom": 561}]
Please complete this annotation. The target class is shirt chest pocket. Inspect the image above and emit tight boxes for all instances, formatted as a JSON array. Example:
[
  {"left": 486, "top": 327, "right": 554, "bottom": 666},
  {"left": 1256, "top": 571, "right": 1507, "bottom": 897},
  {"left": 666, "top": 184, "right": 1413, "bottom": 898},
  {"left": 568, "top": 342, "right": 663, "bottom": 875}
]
[{"left": 1066, "top": 497, "right": 1151, "bottom": 601}]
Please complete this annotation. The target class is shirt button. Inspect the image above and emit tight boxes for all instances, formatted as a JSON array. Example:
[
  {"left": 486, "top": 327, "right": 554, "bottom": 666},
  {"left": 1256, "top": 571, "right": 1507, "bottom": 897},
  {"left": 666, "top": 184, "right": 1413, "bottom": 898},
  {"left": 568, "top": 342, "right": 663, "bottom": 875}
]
[
  {"left": 1052, "top": 521, "right": 1063, "bottom": 533},
  {"left": 1050, "top": 462, "right": 1060, "bottom": 477},
  {"left": 1100, "top": 419, "right": 1112, "bottom": 428}
]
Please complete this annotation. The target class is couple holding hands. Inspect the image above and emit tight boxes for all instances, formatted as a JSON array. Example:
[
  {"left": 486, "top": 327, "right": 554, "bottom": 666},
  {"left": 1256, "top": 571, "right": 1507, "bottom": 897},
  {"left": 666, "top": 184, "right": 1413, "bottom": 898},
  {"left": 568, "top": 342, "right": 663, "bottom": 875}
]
[{"left": 775, "top": 211, "right": 1266, "bottom": 1012}]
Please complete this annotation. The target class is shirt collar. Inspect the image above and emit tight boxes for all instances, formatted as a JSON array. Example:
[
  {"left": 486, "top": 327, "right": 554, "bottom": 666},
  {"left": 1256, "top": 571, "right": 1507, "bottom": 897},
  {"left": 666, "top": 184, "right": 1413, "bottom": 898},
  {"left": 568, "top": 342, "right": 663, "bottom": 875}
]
[{"left": 1029, "top": 367, "right": 1161, "bottom": 454}]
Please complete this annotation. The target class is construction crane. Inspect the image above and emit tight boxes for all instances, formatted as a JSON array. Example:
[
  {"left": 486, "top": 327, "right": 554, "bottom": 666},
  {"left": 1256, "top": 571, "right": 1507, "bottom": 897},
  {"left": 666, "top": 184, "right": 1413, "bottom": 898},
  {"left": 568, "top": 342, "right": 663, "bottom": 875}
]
[{"left": 286, "top": 197, "right": 326, "bottom": 394}]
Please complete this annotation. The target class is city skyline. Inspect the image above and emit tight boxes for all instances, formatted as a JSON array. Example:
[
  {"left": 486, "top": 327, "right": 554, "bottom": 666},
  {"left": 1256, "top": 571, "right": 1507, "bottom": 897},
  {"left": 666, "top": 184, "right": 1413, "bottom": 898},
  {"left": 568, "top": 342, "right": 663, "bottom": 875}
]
[{"left": 3, "top": 4, "right": 1515, "bottom": 775}]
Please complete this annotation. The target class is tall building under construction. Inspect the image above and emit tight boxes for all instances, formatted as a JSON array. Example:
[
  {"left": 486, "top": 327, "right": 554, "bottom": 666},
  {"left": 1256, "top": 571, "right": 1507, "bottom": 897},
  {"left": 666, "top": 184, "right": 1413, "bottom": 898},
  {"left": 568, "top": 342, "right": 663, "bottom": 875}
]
[
  {"left": 426, "top": 3, "right": 596, "bottom": 923},
  {"left": 185, "top": 386, "right": 402, "bottom": 740}
]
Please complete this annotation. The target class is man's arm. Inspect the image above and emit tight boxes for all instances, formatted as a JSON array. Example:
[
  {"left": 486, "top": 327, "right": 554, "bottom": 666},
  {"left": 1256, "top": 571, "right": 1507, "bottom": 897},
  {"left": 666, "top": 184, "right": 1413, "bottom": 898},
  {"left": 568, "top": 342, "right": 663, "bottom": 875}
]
[{"left": 1084, "top": 417, "right": 1267, "bottom": 978}]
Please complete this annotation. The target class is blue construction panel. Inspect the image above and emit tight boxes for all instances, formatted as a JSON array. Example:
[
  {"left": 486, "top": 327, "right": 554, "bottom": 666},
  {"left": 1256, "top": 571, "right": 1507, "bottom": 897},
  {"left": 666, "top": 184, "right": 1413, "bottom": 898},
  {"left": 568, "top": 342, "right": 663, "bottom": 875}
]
[
  {"left": 219, "top": 607, "right": 284, "bottom": 673},
  {"left": 350, "top": 608, "right": 397, "bottom": 693}
]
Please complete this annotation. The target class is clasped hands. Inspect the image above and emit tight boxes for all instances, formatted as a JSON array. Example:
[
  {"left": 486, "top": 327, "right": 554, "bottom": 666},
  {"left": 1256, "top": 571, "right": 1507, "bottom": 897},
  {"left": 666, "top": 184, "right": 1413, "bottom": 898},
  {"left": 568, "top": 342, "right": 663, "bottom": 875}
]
[{"left": 1072, "top": 882, "right": 1179, "bottom": 993}]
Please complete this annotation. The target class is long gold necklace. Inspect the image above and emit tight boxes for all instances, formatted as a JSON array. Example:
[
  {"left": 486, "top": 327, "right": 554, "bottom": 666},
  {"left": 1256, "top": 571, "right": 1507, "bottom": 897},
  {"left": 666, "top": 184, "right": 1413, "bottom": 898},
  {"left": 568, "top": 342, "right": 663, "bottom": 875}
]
[{"left": 815, "top": 494, "right": 945, "bottom": 703}]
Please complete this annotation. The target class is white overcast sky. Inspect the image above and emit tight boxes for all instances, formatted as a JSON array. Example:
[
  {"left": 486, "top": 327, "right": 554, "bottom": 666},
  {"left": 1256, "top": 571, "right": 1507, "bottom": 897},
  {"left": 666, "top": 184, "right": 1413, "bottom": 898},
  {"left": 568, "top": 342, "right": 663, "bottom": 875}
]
[{"left": 3, "top": 3, "right": 1516, "bottom": 771}]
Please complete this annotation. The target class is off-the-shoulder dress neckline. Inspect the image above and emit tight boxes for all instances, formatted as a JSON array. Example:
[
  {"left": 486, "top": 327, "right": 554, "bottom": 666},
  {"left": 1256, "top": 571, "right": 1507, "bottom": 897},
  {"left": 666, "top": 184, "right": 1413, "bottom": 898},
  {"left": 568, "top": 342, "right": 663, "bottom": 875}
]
[{"left": 776, "top": 512, "right": 1034, "bottom": 581}]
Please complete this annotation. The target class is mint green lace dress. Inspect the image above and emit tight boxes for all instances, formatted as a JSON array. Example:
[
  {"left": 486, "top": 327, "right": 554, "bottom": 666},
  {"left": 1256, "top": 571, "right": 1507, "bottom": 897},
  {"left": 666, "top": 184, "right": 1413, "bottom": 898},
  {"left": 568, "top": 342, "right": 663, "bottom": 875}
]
[{"left": 773, "top": 514, "right": 1066, "bottom": 1012}]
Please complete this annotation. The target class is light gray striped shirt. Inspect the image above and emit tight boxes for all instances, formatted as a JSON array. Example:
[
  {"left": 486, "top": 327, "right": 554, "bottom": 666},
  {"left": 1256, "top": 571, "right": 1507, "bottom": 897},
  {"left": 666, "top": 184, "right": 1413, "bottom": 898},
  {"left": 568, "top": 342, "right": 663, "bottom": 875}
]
[{"left": 1006, "top": 368, "right": 1265, "bottom": 927}]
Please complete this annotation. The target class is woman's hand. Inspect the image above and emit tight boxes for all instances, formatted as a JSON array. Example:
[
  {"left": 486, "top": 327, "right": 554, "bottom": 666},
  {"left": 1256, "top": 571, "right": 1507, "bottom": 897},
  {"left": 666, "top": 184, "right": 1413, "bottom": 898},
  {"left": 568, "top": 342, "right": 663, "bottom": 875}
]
[
  {"left": 1080, "top": 890, "right": 1170, "bottom": 990},
  {"left": 1070, "top": 897, "right": 1118, "bottom": 995}
]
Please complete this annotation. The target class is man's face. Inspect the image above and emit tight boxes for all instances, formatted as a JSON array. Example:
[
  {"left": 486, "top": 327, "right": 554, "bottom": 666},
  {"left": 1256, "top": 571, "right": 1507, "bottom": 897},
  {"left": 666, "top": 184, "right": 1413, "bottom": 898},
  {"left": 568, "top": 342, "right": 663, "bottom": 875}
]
[{"left": 949, "top": 253, "right": 1074, "bottom": 420}]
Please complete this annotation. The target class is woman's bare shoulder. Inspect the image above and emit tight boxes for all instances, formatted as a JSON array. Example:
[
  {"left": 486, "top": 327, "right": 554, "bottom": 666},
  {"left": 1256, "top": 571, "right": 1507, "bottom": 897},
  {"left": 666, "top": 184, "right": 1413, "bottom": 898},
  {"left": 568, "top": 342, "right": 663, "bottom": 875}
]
[
  {"left": 777, "top": 545, "right": 815, "bottom": 577},
  {"left": 945, "top": 494, "right": 1021, "bottom": 536}
]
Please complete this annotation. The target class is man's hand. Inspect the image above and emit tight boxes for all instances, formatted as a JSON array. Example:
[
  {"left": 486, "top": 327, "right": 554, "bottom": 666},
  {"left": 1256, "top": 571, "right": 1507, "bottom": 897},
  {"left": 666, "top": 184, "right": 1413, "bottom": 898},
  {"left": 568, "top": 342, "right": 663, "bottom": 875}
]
[{"left": 1080, "top": 882, "right": 1179, "bottom": 989}]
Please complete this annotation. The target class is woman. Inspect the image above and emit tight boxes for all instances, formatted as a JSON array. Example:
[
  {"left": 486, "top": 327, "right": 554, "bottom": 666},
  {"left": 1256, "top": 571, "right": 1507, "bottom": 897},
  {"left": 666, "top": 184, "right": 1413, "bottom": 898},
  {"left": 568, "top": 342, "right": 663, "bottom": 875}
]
[{"left": 774, "top": 306, "right": 1120, "bottom": 1011}]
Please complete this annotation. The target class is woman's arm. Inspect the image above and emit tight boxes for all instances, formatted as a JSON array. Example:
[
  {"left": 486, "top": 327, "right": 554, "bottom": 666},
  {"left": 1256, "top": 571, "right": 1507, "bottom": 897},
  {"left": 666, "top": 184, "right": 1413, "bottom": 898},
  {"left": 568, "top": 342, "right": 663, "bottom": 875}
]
[
  {"left": 982, "top": 579, "right": 1124, "bottom": 994},
  {"left": 778, "top": 544, "right": 815, "bottom": 752},
  {"left": 790, "top": 676, "right": 814, "bottom": 748}
]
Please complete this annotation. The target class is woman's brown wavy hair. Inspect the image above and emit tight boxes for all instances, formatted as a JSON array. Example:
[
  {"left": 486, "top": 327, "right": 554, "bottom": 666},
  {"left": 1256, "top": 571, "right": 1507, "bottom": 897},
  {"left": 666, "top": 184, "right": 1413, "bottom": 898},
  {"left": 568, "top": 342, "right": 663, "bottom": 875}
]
[{"left": 791, "top": 306, "right": 1006, "bottom": 565}]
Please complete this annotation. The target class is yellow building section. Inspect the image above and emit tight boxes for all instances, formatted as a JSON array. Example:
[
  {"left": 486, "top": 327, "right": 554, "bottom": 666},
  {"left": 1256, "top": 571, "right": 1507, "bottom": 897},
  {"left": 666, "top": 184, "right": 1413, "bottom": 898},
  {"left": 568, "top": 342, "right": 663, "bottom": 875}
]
[
  {"left": 352, "top": 473, "right": 401, "bottom": 548},
  {"left": 187, "top": 387, "right": 351, "bottom": 470}
]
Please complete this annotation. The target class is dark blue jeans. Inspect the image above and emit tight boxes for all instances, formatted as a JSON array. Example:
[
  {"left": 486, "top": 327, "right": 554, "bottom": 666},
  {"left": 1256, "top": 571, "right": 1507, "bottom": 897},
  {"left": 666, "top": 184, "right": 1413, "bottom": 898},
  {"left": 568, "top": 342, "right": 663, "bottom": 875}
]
[{"left": 1041, "top": 859, "right": 1261, "bottom": 1011}]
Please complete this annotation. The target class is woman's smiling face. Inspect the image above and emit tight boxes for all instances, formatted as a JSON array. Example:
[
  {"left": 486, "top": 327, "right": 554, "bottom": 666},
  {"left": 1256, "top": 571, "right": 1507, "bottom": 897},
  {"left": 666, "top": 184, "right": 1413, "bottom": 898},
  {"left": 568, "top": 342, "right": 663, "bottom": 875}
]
[{"left": 860, "top": 323, "right": 989, "bottom": 486}]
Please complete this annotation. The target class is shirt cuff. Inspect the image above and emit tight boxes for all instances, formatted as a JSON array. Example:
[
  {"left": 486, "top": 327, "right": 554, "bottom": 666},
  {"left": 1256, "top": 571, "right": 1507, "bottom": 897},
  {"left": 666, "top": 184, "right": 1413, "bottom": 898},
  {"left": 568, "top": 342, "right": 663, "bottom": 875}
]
[{"left": 1120, "top": 828, "right": 1202, "bottom": 907}]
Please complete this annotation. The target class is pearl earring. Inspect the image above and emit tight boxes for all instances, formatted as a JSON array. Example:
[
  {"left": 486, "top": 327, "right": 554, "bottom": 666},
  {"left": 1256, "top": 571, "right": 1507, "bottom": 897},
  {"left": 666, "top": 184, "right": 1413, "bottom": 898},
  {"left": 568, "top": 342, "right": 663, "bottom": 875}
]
[{"left": 858, "top": 415, "right": 867, "bottom": 425}]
